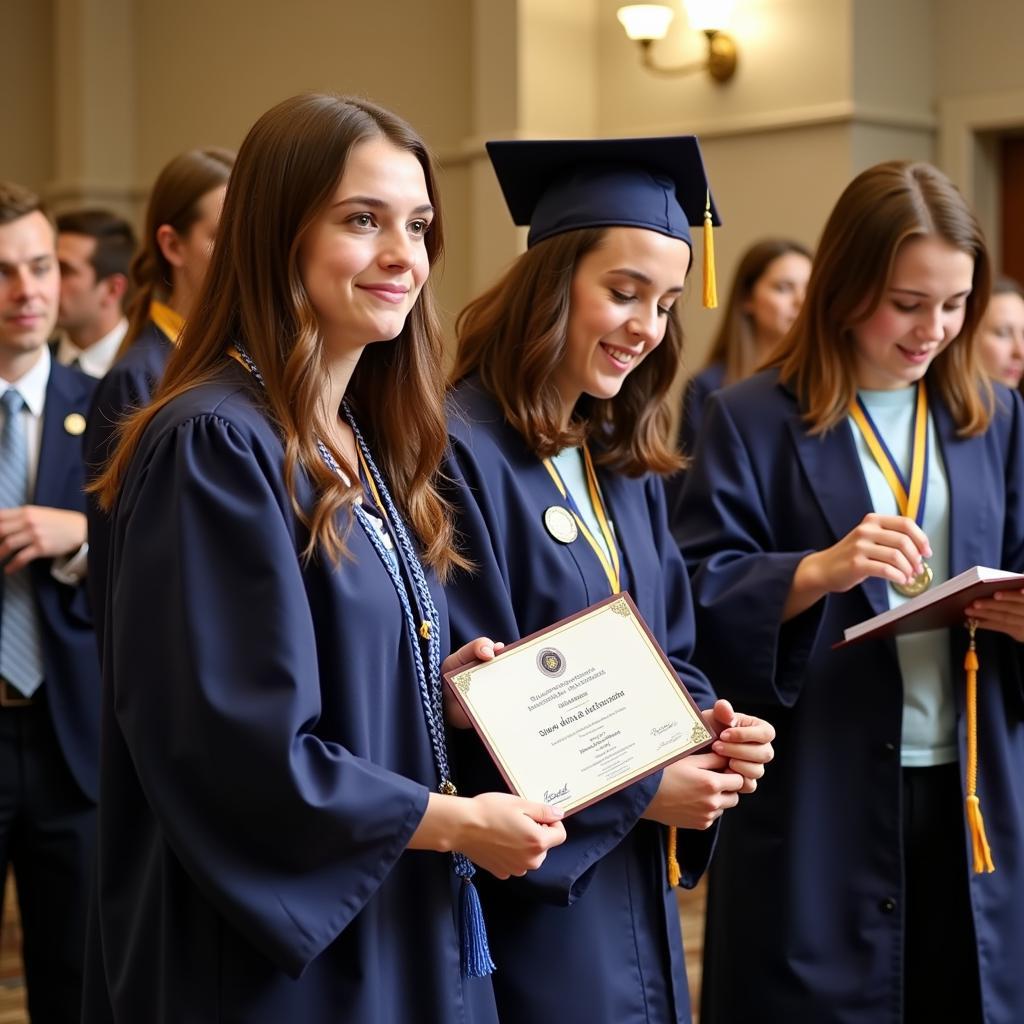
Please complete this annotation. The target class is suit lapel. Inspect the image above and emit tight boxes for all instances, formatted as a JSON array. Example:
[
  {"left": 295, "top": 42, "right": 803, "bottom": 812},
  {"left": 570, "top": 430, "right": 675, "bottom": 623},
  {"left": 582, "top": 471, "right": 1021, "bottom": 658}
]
[
  {"left": 786, "top": 413, "right": 890, "bottom": 618},
  {"left": 34, "top": 364, "right": 89, "bottom": 509}
]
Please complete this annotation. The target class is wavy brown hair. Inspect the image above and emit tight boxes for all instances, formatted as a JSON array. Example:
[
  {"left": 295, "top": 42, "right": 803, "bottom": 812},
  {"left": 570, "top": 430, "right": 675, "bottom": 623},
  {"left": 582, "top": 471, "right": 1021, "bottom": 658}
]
[
  {"left": 451, "top": 228, "right": 684, "bottom": 476},
  {"left": 95, "top": 93, "right": 463, "bottom": 575},
  {"left": 768, "top": 160, "right": 992, "bottom": 435},
  {"left": 705, "top": 237, "right": 812, "bottom": 385},
  {"left": 119, "top": 147, "right": 235, "bottom": 357}
]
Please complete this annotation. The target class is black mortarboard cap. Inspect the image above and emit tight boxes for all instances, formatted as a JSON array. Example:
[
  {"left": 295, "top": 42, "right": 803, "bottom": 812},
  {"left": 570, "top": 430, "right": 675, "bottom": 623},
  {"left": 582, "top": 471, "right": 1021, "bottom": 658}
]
[{"left": 485, "top": 136, "right": 720, "bottom": 249}]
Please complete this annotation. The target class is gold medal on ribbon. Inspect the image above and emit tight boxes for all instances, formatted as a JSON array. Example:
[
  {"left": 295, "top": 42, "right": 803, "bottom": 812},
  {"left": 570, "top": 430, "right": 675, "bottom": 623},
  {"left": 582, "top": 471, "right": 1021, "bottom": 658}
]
[{"left": 849, "top": 379, "right": 932, "bottom": 598}]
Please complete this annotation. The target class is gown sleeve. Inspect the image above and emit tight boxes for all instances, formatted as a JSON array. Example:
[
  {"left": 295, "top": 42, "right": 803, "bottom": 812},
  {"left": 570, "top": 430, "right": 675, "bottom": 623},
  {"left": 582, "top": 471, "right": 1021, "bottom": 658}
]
[
  {"left": 645, "top": 473, "right": 720, "bottom": 886},
  {"left": 109, "top": 413, "right": 429, "bottom": 977},
  {"left": 675, "top": 392, "right": 826, "bottom": 708},
  {"left": 444, "top": 435, "right": 700, "bottom": 903}
]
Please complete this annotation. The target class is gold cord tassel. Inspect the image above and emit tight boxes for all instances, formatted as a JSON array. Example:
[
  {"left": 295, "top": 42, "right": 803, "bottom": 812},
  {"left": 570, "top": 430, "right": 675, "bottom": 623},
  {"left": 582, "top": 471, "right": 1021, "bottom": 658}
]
[
  {"left": 964, "top": 621, "right": 995, "bottom": 873},
  {"left": 666, "top": 826, "right": 681, "bottom": 887},
  {"left": 702, "top": 190, "right": 718, "bottom": 310}
]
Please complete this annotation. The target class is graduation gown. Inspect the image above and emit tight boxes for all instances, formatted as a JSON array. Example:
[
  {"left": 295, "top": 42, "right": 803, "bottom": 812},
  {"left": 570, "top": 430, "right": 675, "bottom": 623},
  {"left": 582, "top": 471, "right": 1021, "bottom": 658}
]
[
  {"left": 82, "top": 361, "right": 498, "bottom": 1024},
  {"left": 674, "top": 368, "right": 1024, "bottom": 1024},
  {"left": 443, "top": 377, "right": 717, "bottom": 1024},
  {"left": 664, "top": 362, "right": 724, "bottom": 530},
  {"left": 83, "top": 320, "right": 173, "bottom": 648}
]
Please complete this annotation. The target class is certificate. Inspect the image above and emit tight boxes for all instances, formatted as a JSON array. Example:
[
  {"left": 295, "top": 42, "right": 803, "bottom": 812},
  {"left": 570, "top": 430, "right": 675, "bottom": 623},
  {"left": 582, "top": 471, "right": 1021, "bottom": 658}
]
[{"left": 445, "top": 593, "right": 713, "bottom": 815}]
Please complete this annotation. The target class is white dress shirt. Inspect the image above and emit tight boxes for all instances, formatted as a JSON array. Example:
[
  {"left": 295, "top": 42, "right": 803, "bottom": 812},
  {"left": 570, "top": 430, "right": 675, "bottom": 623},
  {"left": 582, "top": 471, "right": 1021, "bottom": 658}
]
[
  {"left": 55, "top": 317, "right": 127, "bottom": 378},
  {"left": 0, "top": 346, "right": 88, "bottom": 582}
]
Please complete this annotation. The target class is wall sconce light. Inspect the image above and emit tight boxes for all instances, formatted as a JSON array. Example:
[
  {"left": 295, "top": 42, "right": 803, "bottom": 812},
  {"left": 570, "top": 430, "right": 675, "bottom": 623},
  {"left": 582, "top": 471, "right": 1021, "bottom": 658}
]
[{"left": 617, "top": 2, "right": 738, "bottom": 83}]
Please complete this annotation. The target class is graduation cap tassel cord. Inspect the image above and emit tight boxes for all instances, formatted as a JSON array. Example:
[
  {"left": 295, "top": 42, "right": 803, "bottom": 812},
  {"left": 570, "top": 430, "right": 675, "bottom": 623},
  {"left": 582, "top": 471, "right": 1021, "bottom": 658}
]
[
  {"left": 702, "top": 190, "right": 718, "bottom": 309},
  {"left": 666, "top": 826, "right": 682, "bottom": 888},
  {"left": 964, "top": 620, "right": 995, "bottom": 874},
  {"left": 456, "top": 853, "right": 497, "bottom": 977}
]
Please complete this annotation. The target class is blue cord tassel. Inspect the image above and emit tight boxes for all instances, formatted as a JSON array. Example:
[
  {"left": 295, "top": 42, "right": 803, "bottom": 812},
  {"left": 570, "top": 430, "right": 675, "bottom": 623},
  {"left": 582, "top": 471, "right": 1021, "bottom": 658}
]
[{"left": 458, "top": 874, "right": 495, "bottom": 977}]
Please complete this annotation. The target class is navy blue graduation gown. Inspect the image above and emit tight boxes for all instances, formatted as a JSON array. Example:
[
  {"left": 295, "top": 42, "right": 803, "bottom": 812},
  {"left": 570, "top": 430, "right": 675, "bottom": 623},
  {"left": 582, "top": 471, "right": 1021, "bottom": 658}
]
[
  {"left": 674, "top": 367, "right": 1024, "bottom": 1024},
  {"left": 83, "top": 320, "right": 172, "bottom": 649},
  {"left": 82, "top": 361, "right": 498, "bottom": 1024},
  {"left": 443, "top": 377, "right": 717, "bottom": 1024},
  {"left": 664, "top": 362, "right": 725, "bottom": 529}
]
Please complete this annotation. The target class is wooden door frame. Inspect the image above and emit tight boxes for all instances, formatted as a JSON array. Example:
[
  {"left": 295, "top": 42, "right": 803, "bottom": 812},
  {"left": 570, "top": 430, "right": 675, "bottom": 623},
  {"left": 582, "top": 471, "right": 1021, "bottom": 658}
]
[{"left": 940, "top": 89, "right": 1024, "bottom": 263}]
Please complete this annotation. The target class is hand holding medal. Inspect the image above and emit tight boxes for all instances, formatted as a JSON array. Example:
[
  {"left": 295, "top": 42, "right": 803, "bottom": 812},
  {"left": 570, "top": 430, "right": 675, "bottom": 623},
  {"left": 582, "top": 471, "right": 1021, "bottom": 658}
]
[
  {"left": 794, "top": 511, "right": 932, "bottom": 600},
  {"left": 849, "top": 378, "right": 933, "bottom": 597}
]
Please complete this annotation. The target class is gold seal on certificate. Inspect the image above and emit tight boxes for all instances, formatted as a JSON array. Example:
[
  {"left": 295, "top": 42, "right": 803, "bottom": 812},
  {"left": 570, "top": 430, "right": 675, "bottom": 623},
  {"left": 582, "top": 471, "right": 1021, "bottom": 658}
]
[
  {"left": 444, "top": 593, "right": 713, "bottom": 815},
  {"left": 543, "top": 505, "right": 578, "bottom": 544}
]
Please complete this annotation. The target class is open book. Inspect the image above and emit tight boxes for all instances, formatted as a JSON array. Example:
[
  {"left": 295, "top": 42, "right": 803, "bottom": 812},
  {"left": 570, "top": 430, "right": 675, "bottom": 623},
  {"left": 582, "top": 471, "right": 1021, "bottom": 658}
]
[{"left": 837, "top": 566, "right": 1024, "bottom": 646}]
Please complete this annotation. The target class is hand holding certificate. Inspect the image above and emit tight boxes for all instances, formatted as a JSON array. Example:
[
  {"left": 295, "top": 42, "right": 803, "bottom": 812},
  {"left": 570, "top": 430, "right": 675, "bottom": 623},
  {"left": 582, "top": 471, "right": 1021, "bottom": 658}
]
[
  {"left": 444, "top": 593, "right": 713, "bottom": 815},
  {"left": 836, "top": 565, "right": 1021, "bottom": 875}
]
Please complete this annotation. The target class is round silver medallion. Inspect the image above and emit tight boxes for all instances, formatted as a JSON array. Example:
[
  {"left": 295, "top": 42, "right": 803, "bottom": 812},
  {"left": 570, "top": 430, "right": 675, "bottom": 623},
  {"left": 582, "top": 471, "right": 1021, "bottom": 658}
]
[{"left": 543, "top": 505, "right": 578, "bottom": 544}]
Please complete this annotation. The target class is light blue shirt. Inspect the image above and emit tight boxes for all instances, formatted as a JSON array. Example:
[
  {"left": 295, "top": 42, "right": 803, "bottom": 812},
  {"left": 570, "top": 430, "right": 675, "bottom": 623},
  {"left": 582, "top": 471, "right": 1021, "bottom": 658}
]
[
  {"left": 550, "top": 447, "right": 615, "bottom": 565},
  {"left": 849, "top": 387, "right": 957, "bottom": 767}
]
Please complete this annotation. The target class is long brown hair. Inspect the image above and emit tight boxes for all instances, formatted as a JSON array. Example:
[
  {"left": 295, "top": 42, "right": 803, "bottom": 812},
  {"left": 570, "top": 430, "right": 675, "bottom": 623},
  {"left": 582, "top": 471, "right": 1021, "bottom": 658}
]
[
  {"left": 704, "top": 237, "right": 811, "bottom": 384},
  {"left": 120, "top": 147, "right": 235, "bottom": 356},
  {"left": 451, "top": 228, "right": 683, "bottom": 476},
  {"left": 769, "top": 160, "right": 992, "bottom": 435},
  {"left": 95, "top": 93, "right": 463, "bottom": 575}
]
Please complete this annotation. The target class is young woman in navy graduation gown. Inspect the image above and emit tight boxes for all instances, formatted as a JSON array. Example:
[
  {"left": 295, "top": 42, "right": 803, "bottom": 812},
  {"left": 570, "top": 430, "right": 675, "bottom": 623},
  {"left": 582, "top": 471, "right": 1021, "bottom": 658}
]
[
  {"left": 82, "top": 93, "right": 566, "bottom": 1024},
  {"left": 676, "top": 237, "right": 811, "bottom": 457},
  {"left": 675, "top": 161, "right": 1024, "bottom": 1024},
  {"left": 442, "top": 137, "right": 776, "bottom": 1024},
  {"left": 83, "top": 146, "right": 234, "bottom": 640}
]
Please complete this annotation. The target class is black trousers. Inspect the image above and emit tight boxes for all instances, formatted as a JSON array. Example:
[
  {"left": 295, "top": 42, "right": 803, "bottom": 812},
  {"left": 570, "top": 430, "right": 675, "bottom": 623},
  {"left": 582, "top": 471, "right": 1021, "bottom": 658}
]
[
  {"left": 903, "top": 763, "right": 983, "bottom": 1024},
  {"left": 0, "top": 695, "right": 96, "bottom": 1024}
]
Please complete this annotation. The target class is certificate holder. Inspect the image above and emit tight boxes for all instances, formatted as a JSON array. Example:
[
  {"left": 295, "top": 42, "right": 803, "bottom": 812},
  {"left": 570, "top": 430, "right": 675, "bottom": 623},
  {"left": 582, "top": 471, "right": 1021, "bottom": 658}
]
[{"left": 445, "top": 593, "right": 713, "bottom": 816}]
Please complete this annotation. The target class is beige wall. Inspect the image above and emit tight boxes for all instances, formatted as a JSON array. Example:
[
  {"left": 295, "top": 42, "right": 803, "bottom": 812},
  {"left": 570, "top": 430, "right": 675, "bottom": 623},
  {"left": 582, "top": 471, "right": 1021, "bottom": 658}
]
[
  {"left": 6, "top": 0, "right": 1024, "bottom": 373},
  {"left": 0, "top": 1, "right": 55, "bottom": 189}
]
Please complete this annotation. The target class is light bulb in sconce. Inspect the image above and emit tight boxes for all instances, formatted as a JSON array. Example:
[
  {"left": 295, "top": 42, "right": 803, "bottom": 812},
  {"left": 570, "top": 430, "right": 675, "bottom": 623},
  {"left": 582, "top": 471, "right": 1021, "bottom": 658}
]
[
  {"left": 682, "top": 0, "right": 736, "bottom": 33},
  {"left": 616, "top": 4, "right": 675, "bottom": 41},
  {"left": 617, "top": 1, "right": 738, "bottom": 83}
]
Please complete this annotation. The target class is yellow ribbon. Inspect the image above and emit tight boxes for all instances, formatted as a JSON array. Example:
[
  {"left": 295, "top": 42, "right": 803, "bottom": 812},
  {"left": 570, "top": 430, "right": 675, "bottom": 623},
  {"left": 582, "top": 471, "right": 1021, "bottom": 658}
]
[
  {"left": 542, "top": 446, "right": 621, "bottom": 595},
  {"left": 542, "top": 447, "right": 682, "bottom": 885},
  {"left": 848, "top": 379, "right": 928, "bottom": 522}
]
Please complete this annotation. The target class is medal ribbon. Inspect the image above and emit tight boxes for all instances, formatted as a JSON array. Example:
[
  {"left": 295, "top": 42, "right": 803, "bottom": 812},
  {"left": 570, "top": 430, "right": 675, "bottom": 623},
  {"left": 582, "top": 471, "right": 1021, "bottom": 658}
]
[
  {"left": 542, "top": 446, "right": 621, "bottom": 594},
  {"left": 544, "top": 446, "right": 683, "bottom": 886},
  {"left": 848, "top": 379, "right": 929, "bottom": 526}
]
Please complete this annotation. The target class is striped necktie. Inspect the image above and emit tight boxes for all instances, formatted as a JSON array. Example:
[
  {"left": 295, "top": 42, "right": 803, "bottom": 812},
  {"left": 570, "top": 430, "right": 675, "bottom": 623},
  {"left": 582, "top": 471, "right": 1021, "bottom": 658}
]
[{"left": 0, "top": 390, "right": 44, "bottom": 697}]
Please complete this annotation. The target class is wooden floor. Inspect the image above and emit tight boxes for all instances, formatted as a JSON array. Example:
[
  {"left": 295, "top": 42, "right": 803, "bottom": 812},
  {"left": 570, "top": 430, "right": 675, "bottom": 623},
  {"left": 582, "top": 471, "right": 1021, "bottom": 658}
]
[
  {"left": 0, "top": 872, "right": 707, "bottom": 1023},
  {"left": 0, "top": 874, "right": 26, "bottom": 1022}
]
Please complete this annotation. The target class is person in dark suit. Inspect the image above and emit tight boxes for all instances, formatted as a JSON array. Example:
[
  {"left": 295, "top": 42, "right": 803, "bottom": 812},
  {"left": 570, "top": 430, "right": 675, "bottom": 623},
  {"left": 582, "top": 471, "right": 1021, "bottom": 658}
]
[{"left": 0, "top": 181, "right": 99, "bottom": 1022}]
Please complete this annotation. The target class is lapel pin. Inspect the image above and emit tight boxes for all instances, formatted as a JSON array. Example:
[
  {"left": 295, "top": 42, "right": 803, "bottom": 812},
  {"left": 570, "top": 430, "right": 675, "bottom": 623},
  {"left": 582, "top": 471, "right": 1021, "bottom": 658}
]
[{"left": 63, "top": 413, "right": 86, "bottom": 436}]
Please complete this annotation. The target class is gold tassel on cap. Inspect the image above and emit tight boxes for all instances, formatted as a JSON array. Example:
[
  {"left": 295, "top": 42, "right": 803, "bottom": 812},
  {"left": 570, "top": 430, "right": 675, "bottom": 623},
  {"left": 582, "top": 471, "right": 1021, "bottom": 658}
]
[
  {"left": 964, "top": 620, "right": 995, "bottom": 873},
  {"left": 666, "top": 825, "right": 681, "bottom": 887},
  {"left": 702, "top": 190, "right": 718, "bottom": 309}
]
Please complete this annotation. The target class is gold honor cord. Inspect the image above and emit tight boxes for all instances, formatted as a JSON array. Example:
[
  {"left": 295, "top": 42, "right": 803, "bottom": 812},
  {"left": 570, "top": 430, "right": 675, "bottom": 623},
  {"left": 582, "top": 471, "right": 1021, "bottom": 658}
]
[
  {"left": 149, "top": 299, "right": 185, "bottom": 345},
  {"left": 541, "top": 448, "right": 621, "bottom": 595},
  {"left": 848, "top": 379, "right": 932, "bottom": 596},
  {"left": 542, "top": 448, "right": 682, "bottom": 885}
]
